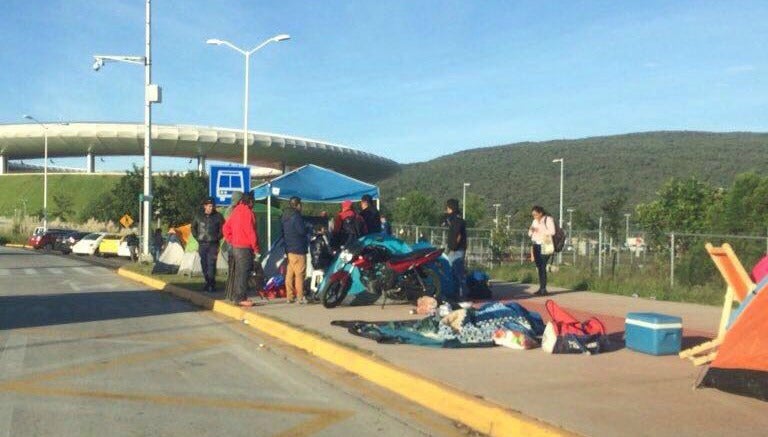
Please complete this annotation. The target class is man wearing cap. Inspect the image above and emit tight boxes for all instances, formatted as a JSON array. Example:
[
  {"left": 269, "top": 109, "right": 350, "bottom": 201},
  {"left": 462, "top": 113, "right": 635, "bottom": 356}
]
[
  {"left": 192, "top": 197, "right": 225, "bottom": 292},
  {"left": 359, "top": 194, "right": 381, "bottom": 235}
]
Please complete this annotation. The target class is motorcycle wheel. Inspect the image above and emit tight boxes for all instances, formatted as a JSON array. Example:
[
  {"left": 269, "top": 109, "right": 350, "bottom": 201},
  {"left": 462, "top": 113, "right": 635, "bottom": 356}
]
[{"left": 321, "top": 278, "right": 350, "bottom": 308}]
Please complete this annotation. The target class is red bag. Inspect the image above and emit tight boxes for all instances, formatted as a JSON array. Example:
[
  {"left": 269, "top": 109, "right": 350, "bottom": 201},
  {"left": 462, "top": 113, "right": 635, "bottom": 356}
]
[
  {"left": 543, "top": 300, "right": 607, "bottom": 354},
  {"left": 545, "top": 300, "right": 606, "bottom": 337}
]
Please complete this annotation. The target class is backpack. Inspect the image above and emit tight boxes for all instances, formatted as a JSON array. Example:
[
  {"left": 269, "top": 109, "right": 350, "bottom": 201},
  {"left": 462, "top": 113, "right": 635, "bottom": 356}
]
[
  {"left": 550, "top": 216, "right": 566, "bottom": 253},
  {"left": 341, "top": 215, "right": 365, "bottom": 243}
]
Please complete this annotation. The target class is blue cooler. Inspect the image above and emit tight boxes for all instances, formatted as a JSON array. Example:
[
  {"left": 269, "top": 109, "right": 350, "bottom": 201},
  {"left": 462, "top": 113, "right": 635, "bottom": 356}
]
[{"left": 625, "top": 312, "right": 682, "bottom": 355}]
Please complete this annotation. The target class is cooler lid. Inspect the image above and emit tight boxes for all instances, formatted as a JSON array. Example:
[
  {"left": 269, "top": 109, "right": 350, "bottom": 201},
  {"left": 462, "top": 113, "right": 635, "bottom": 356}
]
[{"left": 626, "top": 312, "right": 682, "bottom": 325}]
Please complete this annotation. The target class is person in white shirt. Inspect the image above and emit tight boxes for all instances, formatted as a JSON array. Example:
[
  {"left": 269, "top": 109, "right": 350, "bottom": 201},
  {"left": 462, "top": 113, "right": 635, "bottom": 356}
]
[{"left": 528, "top": 205, "right": 556, "bottom": 296}]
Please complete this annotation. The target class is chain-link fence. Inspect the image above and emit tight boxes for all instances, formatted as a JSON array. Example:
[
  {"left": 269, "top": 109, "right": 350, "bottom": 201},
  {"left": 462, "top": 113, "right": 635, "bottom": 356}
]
[{"left": 392, "top": 224, "right": 493, "bottom": 268}]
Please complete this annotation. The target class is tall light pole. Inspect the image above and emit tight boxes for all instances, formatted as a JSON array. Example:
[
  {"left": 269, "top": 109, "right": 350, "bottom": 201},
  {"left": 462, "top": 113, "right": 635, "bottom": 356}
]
[
  {"left": 505, "top": 214, "right": 512, "bottom": 231},
  {"left": 462, "top": 182, "right": 471, "bottom": 220},
  {"left": 92, "top": 0, "right": 159, "bottom": 258},
  {"left": 22, "top": 115, "right": 49, "bottom": 231},
  {"left": 567, "top": 207, "right": 575, "bottom": 264},
  {"left": 552, "top": 158, "right": 564, "bottom": 263},
  {"left": 493, "top": 203, "right": 501, "bottom": 230},
  {"left": 206, "top": 34, "right": 290, "bottom": 166},
  {"left": 624, "top": 213, "right": 631, "bottom": 243}
]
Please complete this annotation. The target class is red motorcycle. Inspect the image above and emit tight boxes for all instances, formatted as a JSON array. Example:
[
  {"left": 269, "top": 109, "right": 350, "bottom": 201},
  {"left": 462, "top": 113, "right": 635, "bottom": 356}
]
[{"left": 320, "top": 242, "right": 444, "bottom": 308}]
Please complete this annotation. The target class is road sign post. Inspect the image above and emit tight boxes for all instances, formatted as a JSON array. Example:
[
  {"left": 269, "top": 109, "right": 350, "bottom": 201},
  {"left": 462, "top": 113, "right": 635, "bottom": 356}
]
[{"left": 209, "top": 165, "right": 251, "bottom": 206}]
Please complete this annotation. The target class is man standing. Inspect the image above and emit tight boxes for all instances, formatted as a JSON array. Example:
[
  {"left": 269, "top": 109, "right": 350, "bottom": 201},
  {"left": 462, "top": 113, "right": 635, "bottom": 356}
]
[
  {"left": 192, "top": 197, "right": 225, "bottom": 292},
  {"left": 359, "top": 194, "right": 381, "bottom": 235},
  {"left": 333, "top": 200, "right": 367, "bottom": 250},
  {"left": 223, "top": 194, "right": 260, "bottom": 307},
  {"left": 282, "top": 196, "right": 308, "bottom": 304},
  {"left": 443, "top": 199, "right": 468, "bottom": 300}
]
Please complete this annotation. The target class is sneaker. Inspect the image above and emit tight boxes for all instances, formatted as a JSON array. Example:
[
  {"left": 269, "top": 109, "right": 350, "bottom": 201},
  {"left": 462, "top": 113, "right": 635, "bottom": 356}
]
[
  {"left": 238, "top": 300, "right": 254, "bottom": 307},
  {"left": 533, "top": 289, "right": 549, "bottom": 296},
  {"left": 298, "top": 297, "right": 308, "bottom": 305},
  {"left": 287, "top": 298, "right": 296, "bottom": 304}
]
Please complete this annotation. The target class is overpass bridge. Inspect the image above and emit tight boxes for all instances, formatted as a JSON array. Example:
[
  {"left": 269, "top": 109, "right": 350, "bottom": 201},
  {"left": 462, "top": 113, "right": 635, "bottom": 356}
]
[{"left": 0, "top": 122, "right": 399, "bottom": 181}]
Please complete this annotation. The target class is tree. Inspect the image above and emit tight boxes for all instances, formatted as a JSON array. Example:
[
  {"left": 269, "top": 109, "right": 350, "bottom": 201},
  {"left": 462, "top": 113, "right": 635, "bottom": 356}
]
[
  {"left": 463, "top": 193, "right": 486, "bottom": 228},
  {"left": 710, "top": 172, "right": 768, "bottom": 235},
  {"left": 636, "top": 177, "right": 719, "bottom": 248},
  {"left": 51, "top": 190, "right": 75, "bottom": 221},
  {"left": 601, "top": 193, "right": 627, "bottom": 243},
  {"left": 155, "top": 171, "right": 208, "bottom": 227},
  {"left": 392, "top": 191, "right": 438, "bottom": 226}
]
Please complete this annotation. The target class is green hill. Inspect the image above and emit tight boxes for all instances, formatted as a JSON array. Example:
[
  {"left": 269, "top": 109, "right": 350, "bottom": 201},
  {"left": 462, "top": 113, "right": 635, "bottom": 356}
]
[
  {"left": 0, "top": 174, "right": 121, "bottom": 219},
  {"left": 378, "top": 131, "right": 768, "bottom": 226}
]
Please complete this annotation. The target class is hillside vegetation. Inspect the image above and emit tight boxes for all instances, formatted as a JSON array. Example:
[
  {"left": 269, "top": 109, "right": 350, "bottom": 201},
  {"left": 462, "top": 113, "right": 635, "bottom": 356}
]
[
  {"left": 378, "top": 131, "right": 768, "bottom": 226},
  {"left": 0, "top": 174, "right": 120, "bottom": 219}
]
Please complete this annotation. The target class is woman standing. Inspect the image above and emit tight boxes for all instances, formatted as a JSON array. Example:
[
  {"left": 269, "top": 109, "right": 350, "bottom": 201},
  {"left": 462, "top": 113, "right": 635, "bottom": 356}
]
[{"left": 528, "top": 205, "right": 556, "bottom": 296}]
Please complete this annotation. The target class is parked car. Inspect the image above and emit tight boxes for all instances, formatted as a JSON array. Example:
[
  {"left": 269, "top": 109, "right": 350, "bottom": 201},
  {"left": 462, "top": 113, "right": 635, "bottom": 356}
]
[
  {"left": 27, "top": 228, "right": 72, "bottom": 251},
  {"left": 54, "top": 231, "right": 90, "bottom": 254},
  {"left": 98, "top": 234, "right": 124, "bottom": 257},
  {"left": 71, "top": 233, "right": 106, "bottom": 256}
]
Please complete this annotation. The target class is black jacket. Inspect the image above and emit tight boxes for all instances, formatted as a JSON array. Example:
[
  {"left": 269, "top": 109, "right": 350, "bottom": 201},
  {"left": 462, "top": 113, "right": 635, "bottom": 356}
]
[
  {"left": 282, "top": 207, "right": 308, "bottom": 254},
  {"left": 360, "top": 206, "right": 382, "bottom": 234},
  {"left": 443, "top": 212, "right": 467, "bottom": 252},
  {"left": 191, "top": 210, "right": 224, "bottom": 243}
]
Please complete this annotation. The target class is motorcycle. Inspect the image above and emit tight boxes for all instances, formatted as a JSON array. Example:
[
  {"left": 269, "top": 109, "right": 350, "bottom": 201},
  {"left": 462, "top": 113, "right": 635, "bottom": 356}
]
[{"left": 320, "top": 241, "right": 444, "bottom": 308}]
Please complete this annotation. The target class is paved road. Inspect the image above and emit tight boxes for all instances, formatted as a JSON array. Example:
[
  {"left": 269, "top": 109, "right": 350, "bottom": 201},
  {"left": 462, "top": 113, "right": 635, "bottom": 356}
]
[{"left": 0, "top": 247, "right": 469, "bottom": 437}]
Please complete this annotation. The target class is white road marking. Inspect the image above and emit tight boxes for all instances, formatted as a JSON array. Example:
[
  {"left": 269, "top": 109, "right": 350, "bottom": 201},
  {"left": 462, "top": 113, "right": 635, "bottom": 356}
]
[
  {"left": 72, "top": 267, "right": 96, "bottom": 276},
  {"left": 0, "top": 270, "right": 9, "bottom": 276},
  {"left": 23, "top": 268, "right": 36, "bottom": 275},
  {"left": 46, "top": 268, "right": 64, "bottom": 275}
]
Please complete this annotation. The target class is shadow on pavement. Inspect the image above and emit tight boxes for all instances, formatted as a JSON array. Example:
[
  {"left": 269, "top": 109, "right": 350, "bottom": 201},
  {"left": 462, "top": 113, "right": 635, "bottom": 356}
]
[{"left": 0, "top": 290, "right": 201, "bottom": 330}]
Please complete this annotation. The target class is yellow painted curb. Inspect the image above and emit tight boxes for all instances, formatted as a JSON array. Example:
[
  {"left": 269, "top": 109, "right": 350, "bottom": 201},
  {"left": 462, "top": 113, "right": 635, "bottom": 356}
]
[
  {"left": 116, "top": 267, "right": 574, "bottom": 437},
  {"left": 4, "top": 244, "right": 27, "bottom": 248}
]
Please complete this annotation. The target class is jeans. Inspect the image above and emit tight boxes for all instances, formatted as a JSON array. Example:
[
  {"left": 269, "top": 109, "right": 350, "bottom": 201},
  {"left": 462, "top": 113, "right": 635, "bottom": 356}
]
[
  {"left": 533, "top": 244, "right": 550, "bottom": 291},
  {"left": 230, "top": 248, "right": 253, "bottom": 302},
  {"left": 286, "top": 253, "right": 307, "bottom": 300},
  {"left": 447, "top": 250, "right": 467, "bottom": 299},
  {"left": 198, "top": 241, "right": 219, "bottom": 288}
]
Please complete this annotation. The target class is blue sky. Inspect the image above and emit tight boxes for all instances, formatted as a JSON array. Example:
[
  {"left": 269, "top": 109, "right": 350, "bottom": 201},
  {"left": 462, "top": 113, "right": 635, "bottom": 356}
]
[{"left": 2, "top": 0, "right": 767, "bottom": 171}]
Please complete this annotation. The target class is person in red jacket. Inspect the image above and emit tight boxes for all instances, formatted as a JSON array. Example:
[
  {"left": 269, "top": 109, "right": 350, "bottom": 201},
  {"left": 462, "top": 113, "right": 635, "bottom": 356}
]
[
  {"left": 332, "top": 200, "right": 367, "bottom": 250},
  {"left": 223, "top": 193, "right": 260, "bottom": 307}
]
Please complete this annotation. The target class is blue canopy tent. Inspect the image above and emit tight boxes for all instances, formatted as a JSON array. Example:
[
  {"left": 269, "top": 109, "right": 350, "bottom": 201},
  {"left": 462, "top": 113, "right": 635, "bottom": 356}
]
[{"left": 251, "top": 164, "right": 380, "bottom": 249}]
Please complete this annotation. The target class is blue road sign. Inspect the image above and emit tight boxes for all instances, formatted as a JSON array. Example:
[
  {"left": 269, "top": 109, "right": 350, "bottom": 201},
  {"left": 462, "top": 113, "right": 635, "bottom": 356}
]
[{"left": 209, "top": 165, "right": 251, "bottom": 206}]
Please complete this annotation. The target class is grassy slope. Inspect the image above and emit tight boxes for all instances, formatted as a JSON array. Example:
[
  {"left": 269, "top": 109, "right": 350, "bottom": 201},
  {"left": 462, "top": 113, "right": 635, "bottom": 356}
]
[
  {"left": 378, "top": 131, "right": 768, "bottom": 222},
  {"left": 0, "top": 174, "right": 121, "bottom": 217}
]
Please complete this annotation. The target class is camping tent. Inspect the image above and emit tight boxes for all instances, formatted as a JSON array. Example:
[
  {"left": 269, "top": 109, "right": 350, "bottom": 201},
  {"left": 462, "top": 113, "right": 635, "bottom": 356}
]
[
  {"left": 151, "top": 241, "right": 185, "bottom": 274},
  {"left": 251, "top": 164, "right": 379, "bottom": 250},
  {"left": 699, "top": 276, "right": 768, "bottom": 401}
]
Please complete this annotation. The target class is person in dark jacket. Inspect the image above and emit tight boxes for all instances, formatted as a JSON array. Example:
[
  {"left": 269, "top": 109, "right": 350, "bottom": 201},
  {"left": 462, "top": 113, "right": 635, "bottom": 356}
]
[
  {"left": 333, "top": 200, "right": 367, "bottom": 250},
  {"left": 443, "top": 198, "right": 468, "bottom": 300},
  {"left": 151, "top": 228, "right": 164, "bottom": 262},
  {"left": 310, "top": 223, "right": 332, "bottom": 270},
  {"left": 359, "top": 194, "right": 381, "bottom": 235},
  {"left": 282, "top": 196, "right": 308, "bottom": 303},
  {"left": 223, "top": 193, "right": 259, "bottom": 306},
  {"left": 192, "top": 197, "right": 225, "bottom": 292},
  {"left": 125, "top": 232, "right": 140, "bottom": 262}
]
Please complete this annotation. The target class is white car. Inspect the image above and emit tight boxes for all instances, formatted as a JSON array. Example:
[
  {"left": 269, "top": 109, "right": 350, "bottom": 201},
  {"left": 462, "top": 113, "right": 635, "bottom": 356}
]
[{"left": 71, "top": 232, "right": 106, "bottom": 256}]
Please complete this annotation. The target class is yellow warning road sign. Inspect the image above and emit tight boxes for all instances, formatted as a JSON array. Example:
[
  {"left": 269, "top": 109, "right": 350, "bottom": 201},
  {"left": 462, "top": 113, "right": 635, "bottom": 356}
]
[{"left": 120, "top": 214, "right": 134, "bottom": 228}]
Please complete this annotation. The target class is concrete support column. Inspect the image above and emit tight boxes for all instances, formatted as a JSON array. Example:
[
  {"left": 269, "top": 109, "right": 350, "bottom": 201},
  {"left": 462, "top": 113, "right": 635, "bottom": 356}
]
[
  {"left": 0, "top": 155, "right": 6, "bottom": 175},
  {"left": 197, "top": 155, "right": 206, "bottom": 174},
  {"left": 86, "top": 152, "right": 96, "bottom": 173},
  {"left": 281, "top": 161, "right": 287, "bottom": 174}
]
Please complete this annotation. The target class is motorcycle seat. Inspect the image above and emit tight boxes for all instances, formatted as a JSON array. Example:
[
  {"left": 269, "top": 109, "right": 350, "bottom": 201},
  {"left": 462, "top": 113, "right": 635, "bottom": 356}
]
[{"left": 388, "top": 248, "right": 438, "bottom": 264}]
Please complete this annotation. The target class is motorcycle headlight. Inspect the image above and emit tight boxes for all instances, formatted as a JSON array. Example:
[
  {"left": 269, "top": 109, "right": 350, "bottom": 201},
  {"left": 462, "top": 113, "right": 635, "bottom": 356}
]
[{"left": 340, "top": 251, "right": 353, "bottom": 263}]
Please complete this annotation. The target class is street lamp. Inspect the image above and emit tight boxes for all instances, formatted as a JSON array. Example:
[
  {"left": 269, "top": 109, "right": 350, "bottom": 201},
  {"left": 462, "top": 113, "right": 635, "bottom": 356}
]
[
  {"left": 91, "top": 0, "right": 160, "bottom": 258},
  {"left": 493, "top": 203, "right": 501, "bottom": 230},
  {"left": 206, "top": 34, "right": 290, "bottom": 166},
  {"left": 462, "top": 182, "right": 471, "bottom": 220},
  {"left": 624, "top": 213, "right": 632, "bottom": 242},
  {"left": 22, "top": 115, "right": 67, "bottom": 231},
  {"left": 553, "top": 158, "right": 564, "bottom": 263},
  {"left": 567, "top": 207, "right": 575, "bottom": 264},
  {"left": 505, "top": 214, "right": 512, "bottom": 231}
]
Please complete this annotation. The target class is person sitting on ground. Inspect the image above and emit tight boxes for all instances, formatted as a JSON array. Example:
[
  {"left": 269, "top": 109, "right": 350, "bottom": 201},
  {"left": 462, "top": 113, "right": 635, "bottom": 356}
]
[
  {"left": 281, "top": 196, "right": 309, "bottom": 304},
  {"left": 191, "top": 197, "right": 225, "bottom": 293},
  {"left": 332, "top": 200, "right": 367, "bottom": 250},
  {"left": 223, "top": 193, "right": 260, "bottom": 307},
  {"left": 310, "top": 223, "right": 333, "bottom": 271},
  {"left": 359, "top": 194, "right": 381, "bottom": 235}
]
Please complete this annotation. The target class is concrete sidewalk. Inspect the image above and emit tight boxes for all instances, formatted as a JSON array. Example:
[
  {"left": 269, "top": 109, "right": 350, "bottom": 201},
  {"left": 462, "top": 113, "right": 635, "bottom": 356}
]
[{"left": 250, "top": 283, "right": 766, "bottom": 437}]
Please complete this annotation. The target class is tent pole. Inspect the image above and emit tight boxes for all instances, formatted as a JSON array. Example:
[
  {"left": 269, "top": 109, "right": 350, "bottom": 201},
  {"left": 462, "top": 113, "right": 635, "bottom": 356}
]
[
  {"left": 376, "top": 198, "right": 380, "bottom": 210},
  {"left": 267, "top": 183, "right": 272, "bottom": 252}
]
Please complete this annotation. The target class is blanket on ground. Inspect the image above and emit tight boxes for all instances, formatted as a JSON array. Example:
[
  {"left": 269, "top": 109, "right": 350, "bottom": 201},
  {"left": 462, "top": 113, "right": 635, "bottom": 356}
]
[{"left": 331, "top": 302, "right": 545, "bottom": 348}]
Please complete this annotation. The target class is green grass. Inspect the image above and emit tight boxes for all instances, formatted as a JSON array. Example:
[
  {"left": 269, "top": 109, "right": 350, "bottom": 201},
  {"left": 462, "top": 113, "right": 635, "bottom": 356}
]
[
  {"left": 490, "top": 262, "right": 725, "bottom": 306},
  {"left": 121, "top": 262, "right": 229, "bottom": 293},
  {"left": 0, "top": 174, "right": 121, "bottom": 218}
]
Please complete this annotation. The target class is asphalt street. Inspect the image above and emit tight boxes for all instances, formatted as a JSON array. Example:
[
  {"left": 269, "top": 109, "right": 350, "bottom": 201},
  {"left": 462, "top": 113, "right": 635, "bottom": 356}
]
[{"left": 0, "top": 246, "right": 469, "bottom": 437}]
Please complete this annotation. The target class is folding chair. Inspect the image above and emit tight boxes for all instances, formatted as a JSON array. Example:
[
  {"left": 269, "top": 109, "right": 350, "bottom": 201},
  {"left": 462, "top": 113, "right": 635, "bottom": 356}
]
[{"left": 679, "top": 243, "right": 754, "bottom": 366}]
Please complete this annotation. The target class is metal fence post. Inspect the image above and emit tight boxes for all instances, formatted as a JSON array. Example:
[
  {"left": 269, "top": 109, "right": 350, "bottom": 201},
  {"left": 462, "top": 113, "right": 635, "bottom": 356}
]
[
  {"left": 670, "top": 232, "right": 675, "bottom": 288},
  {"left": 520, "top": 234, "right": 525, "bottom": 265},
  {"left": 598, "top": 217, "right": 603, "bottom": 278}
]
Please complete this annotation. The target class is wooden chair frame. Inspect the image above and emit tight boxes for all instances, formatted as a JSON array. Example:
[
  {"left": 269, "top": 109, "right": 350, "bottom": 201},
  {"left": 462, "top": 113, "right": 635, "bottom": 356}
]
[{"left": 679, "top": 243, "right": 754, "bottom": 366}]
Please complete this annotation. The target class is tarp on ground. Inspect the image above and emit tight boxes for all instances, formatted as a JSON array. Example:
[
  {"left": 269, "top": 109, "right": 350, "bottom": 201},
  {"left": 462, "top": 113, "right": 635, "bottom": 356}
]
[
  {"left": 700, "top": 276, "right": 768, "bottom": 401},
  {"left": 151, "top": 241, "right": 184, "bottom": 274},
  {"left": 251, "top": 164, "right": 379, "bottom": 202}
]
